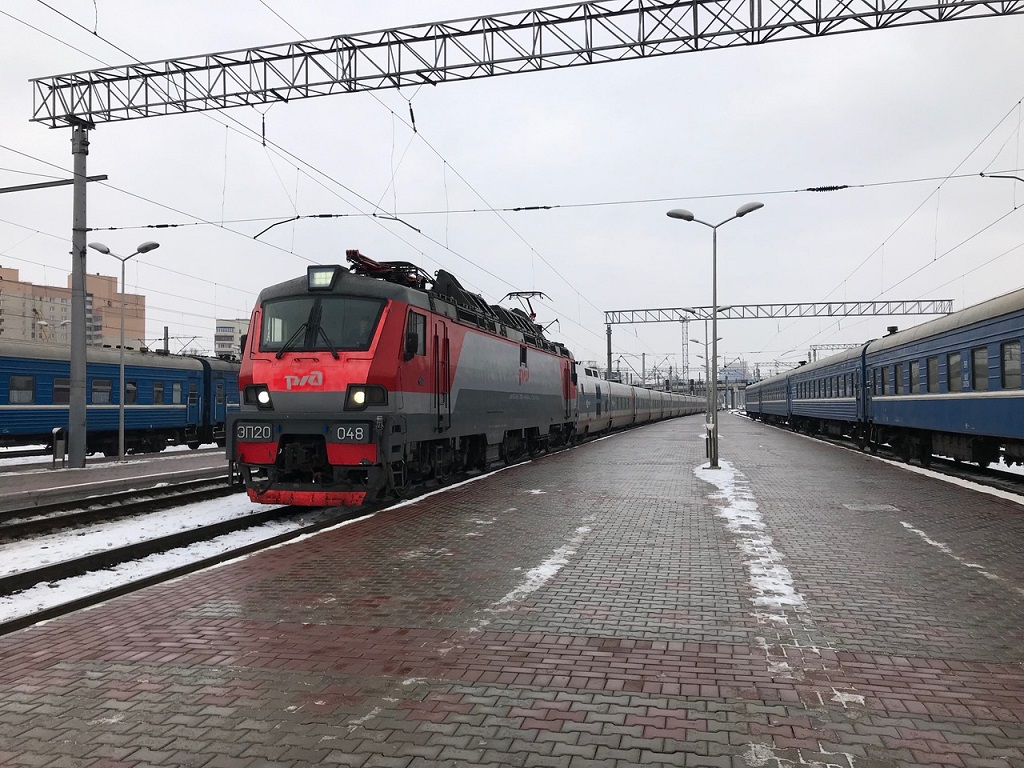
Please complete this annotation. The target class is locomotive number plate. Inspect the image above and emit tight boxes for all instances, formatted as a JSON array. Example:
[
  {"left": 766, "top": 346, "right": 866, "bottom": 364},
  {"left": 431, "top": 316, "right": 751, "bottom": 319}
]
[
  {"left": 236, "top": 422, "right": 273, "bottom": 441},
  {"left": 334, "top": 424, "right": 371, "bottom": 443}
]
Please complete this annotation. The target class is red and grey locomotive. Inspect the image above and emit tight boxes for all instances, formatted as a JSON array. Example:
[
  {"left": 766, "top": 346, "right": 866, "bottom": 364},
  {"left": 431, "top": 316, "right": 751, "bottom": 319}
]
[{"left": 228, "top": 250, "right": 578, "bottom": 506}]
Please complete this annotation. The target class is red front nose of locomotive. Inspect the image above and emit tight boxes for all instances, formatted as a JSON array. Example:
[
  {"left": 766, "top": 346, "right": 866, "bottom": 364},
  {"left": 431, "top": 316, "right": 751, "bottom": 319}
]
[{"left": 229, "top": 265, "right": 402, "bottom": 506}]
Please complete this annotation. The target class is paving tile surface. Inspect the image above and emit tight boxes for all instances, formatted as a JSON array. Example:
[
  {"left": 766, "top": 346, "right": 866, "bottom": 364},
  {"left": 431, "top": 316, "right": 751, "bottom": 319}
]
[{"left": 2, "top": 414, "right": 1023, "bottom": 767}]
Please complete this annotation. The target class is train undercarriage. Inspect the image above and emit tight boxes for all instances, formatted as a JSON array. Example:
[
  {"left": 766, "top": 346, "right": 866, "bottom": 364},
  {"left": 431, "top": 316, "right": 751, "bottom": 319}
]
[
  {"left": 235, "top": 422, "right": 576, "bottom": 506},
  {"left": 750, "top": 412, "right": 1022, "bottom": 469}
]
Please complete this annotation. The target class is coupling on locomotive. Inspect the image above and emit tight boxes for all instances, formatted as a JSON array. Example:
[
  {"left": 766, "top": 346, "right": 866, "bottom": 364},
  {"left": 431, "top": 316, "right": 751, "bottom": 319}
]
[{"left": 228, "top": 250, "right": 702, "bottom": 507}]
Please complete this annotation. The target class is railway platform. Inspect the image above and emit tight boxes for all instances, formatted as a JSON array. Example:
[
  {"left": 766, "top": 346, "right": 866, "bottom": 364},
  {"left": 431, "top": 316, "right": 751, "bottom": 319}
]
[
  {"left": 1, "top": 414, "right": 1023, "bottom": 767},
  {"left": 0, "top": 447, "right": 231, "bottom": 513}
]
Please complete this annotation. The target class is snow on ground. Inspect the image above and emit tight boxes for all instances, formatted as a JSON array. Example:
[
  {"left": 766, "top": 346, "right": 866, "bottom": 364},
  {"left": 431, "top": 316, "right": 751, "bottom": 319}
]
[{"left": 0, "top": 494, "right": 345, "bottom": 626}]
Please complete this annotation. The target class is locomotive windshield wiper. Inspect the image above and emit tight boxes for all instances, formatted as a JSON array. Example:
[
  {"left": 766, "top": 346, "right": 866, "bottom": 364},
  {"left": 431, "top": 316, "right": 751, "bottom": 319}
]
[
  {"left": 315, "top": 325, "right": 340, "bottom": 359},
  {"left": 275, "top": 322, "right": 308, "bottom": 359}
]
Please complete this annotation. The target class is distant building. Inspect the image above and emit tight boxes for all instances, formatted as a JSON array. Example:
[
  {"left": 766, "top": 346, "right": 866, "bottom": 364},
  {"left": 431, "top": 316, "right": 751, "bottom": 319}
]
[
  {"left": 215, "top": 317, "right": 250, "bottom": 359},
  {"left": 0, "top": 266, "right": 146, "bottom": 348}
]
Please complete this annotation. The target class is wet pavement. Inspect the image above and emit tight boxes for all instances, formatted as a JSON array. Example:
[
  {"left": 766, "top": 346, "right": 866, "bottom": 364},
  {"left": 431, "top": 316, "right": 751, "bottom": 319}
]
[{"left": 1, "top": 413, "right": 1022, "bottom": 767}]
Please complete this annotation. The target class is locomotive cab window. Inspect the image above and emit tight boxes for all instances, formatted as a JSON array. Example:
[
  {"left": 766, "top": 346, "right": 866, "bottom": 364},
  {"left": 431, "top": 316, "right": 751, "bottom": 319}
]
[
  {"left": 9, "top": 375, "right": 35, "bottom": 404},
  {"left": 1002, "top": 341, "right": 1021, "bottom": 389},
  {"left": 260, "top": 295, "right": 385, "bottom": 354},
  {"left": 405, "top": 311, "right": 426, "bottom": 358}
]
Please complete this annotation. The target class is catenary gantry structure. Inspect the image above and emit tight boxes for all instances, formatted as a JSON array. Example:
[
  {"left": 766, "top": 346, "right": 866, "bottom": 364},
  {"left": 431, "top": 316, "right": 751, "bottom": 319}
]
[
  {"left": 30, "top": 0, "right": 1019, "bottom": 466},
  {"left": 604, "top": 299, "right": 954, "bottom": 381}
]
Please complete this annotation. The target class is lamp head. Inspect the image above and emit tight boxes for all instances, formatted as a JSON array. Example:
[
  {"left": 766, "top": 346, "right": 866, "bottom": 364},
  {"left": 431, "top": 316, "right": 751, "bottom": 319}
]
[
  {"left": 735, "top": 202, "right": 764, "bottom": 217},
  {"left": 666, "top": 209, "right": 695, "bottom": 221},
  {"left": 87, "top": 242, "right": 111, "bottom": 255},
  {"left": 136, "top": 241, "right": 160, "bottom": 254}
]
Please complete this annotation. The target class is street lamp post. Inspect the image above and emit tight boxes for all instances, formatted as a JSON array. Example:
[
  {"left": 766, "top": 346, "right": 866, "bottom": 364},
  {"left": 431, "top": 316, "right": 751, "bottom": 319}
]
[
  {"left": 667, "top": 203, "right": 763, "bottom": 468},
  {"left": 691, "top": 326, "right": 722, "bottom": 425},
  {"left": 87, "top": 241, "right": 160, "bottom": 460}
]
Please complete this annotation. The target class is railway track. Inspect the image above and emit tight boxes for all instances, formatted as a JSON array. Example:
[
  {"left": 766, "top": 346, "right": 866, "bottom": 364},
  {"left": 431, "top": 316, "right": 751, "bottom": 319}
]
[
  {"left": 0, "top": 478, "right": 237, "bottom": 539},
  {"left": 0, "top": 498, "right": 389, "bottom": 637}
]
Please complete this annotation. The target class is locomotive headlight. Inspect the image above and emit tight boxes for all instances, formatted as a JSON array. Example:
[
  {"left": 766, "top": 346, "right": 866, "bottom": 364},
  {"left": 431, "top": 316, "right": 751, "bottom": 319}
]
[
  {"left": 244, "top": 384, "right": 274, "bottom": 410},
  {"left": 307, "top": 265, "right": 341, "bottom": 291},
  {"left": 345, "top": 384, "right": 388, "bottom": 410}
]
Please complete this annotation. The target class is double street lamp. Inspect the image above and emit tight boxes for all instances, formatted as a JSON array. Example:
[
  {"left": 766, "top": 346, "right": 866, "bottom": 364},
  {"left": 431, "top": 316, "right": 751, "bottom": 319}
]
[
  {"left": 667, "top": 203, "right": 763, "bottom": 469},
  {"left": 87, "top": 240, "right": 161, "bottom": 460}
]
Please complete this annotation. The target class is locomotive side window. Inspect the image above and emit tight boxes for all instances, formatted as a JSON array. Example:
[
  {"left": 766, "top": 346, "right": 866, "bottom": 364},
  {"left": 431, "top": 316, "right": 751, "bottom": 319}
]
[
  {"left": 972, "top": 347, "right": 988, "bottom": 391},
  {"left": 406, "top": 311, "right": 426, "bottom": 356},
  {"left": 520, "top": 346, "right": 528, "bottom": 367},
  {"left": 1002, "top": 341, "right": 1021, "bottom": 389},
  {"left": 947, "top": 353, "right": 962, "bottom": 392},
  {"left": 53, "top": 378, "right": 70, "bottom": 405},
  {"left": 9, "top": 375, "right": 35, "bottom": 404},
  {"left": 926, "top": 357, "right": 938, "bottom": 393},
  {"left": 92, "top": 379, "right": 112, "bottom": 404}
]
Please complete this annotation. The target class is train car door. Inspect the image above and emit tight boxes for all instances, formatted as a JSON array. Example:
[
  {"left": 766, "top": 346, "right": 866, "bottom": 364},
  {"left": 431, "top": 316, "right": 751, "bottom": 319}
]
[
  {"left": 595, "top": 384, "right": 602, "bottom": 416},
  {"left": 433, "top": 320, "right": 451, "bottom": 431},
  {"left": 187, "top": 378, "right": 201, "bottom": 425}
]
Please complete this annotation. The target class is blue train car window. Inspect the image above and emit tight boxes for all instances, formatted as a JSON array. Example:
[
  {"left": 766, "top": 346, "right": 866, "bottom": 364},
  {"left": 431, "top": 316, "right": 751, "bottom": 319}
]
[
  {"left": 909, "top": 361, "right": 920, "bottom": 393},
  {"left": 894, "top": 364, "right": 903, "bottom": 395},
  {"left": 1002, "top": 341, "right": 1021, "bottom": 389},
  {"left": 216, "top": 381, "right": 225, "bottom": 405},
  {"left": 972, "top": 348, "right": 988, "bottom": 391},
  {"left": 125, "top": 381, "right": 138, "bottom": 405},
  {"left": 188, "top": 381, "right": 198, "bottom": 405},
  {"left": 926, "top": 357, "right": 938, "bottom": 393},
  {"left": 948, "top": 353, "right": 962, "bottom": 392},
  {"left": 172, "top": 382, "right": 183, "bottom": 404},
  {"left": 9, "top": 375, "right": 35, "bottom": 404},
  {"left": 154, "top": 381, "right": 165, "bottom": 404},
  {"left": 53, "top": 378, "right": 70, "bottom": 404},
  {"left": 92, "top": 379, "right": 112, "bottom": 404}
]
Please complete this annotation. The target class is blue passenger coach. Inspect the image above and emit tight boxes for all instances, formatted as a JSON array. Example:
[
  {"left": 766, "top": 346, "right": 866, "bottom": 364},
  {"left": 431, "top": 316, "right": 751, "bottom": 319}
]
[
  {"left": 0, "top": 339, "right": 240, "bottom": 455},
  {"left": 745, "top": 287, "right": 1024, "bottom": 467}
]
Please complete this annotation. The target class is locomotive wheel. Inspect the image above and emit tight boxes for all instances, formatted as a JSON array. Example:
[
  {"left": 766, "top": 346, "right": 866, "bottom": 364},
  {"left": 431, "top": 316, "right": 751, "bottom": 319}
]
[{"left": 187, "top": 441, "right": 201, "bottom": 450}]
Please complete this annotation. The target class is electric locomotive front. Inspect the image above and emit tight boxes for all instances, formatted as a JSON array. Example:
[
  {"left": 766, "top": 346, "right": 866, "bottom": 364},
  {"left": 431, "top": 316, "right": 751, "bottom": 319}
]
[
  {"left": 228, "top": 257, "right": 425, "bottom": 506},
  {"left": 228, "top": 250, "right": 579, "bottom": 507}
]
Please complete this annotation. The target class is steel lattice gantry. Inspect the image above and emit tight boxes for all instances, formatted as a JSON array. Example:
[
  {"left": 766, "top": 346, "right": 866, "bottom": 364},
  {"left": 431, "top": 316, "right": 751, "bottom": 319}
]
[
  {"left": 604, "top": 299, "right": 954, "bottom": 324},
  {"left": 30, "top": 0, "right": 1024, "bottom": 126},
  {"left": 603, "top": 299, "right": 953, "bottom": 380}
]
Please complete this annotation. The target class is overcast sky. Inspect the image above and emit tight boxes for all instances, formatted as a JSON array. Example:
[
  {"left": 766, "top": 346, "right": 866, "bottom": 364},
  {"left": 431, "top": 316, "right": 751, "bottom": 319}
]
[{"left": 2, "top": 1, "right": 1023, "bottom": 382}]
